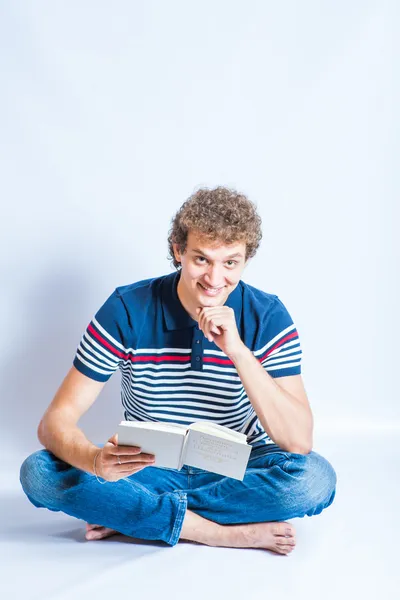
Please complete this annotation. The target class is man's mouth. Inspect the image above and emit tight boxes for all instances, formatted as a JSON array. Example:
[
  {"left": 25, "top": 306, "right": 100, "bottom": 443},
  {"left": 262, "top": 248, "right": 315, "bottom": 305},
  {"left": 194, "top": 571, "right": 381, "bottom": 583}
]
[{"left": 198, "top": 282, "right": 225, "bottom": 296}]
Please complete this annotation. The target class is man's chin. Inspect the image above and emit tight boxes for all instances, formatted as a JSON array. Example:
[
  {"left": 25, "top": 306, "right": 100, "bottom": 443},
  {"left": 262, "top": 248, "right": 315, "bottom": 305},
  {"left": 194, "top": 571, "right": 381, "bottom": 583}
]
[{"left": 197, "top": 291, "right": 228, "bottom": 307}]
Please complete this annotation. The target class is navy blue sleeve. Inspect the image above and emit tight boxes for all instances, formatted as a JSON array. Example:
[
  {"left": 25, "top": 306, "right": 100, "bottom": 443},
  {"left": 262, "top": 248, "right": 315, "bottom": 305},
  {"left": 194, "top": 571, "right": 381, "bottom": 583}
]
[
  {"left": 253, "top": 297, "right": 302, "bottom": 378},
  {"left": 73, "top": 290, "right": 130, "bottom": 382}
]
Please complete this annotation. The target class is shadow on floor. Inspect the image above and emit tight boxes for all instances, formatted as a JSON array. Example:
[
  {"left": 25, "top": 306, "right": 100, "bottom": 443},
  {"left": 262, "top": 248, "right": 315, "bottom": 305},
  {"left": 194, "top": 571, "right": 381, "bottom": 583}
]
[{"left": 1, "top": 493, "right": 167, "bottom": 549}]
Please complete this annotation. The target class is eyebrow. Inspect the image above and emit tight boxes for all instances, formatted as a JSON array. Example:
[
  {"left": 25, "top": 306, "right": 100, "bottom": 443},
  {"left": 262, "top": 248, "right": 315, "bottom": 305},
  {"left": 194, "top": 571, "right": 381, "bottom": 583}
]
[{"left": 191, "top": 248, "right": 243, "bottom": 259}]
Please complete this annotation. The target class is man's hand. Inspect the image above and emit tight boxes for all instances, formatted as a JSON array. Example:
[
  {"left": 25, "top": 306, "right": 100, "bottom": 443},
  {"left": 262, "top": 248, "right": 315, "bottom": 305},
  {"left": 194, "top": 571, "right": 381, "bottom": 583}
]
[
  {"left": 95, "top": 433, "right": 155, "bottom": 482},
  {"left": 196, "top": 306, "right": 246, "bottom": 359}
]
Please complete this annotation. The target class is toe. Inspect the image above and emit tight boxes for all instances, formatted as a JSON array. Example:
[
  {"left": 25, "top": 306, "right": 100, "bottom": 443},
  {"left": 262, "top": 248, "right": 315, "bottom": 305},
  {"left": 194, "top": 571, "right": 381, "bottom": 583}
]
[
  {"left": 85, "top": 527, "right": 106, "bottom": 539},
  {"left": 276, "top": 544, "right": 295, "bottom": 555},
  {"left": 276, "top": 537, "right": 296, "bottom": 547},
  {"left": 86, "top": 523, "right": 101, "bottom": 531},
  {"left": 273, "top": 522, "right": 295, "bottom": 537}
]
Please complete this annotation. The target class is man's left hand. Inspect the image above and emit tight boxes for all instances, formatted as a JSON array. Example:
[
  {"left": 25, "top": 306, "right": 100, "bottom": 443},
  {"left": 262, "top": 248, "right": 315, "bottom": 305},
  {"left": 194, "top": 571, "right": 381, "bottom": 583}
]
[{"left": 196, "top": 306, "right": 245, "bottom": 359}]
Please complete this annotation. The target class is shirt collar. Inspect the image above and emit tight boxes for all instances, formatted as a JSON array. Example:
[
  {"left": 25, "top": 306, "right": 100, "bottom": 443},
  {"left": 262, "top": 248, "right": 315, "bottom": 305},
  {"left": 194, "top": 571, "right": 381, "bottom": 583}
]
[{"left": 161, "top": 271, "right": 243, "bottom": 331}]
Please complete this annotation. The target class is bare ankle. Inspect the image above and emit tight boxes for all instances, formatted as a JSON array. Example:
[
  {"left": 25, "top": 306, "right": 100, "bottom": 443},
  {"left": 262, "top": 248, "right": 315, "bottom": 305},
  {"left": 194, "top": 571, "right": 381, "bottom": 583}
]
[
  {"left": 179, "top": 510, "right": 253, "bottom": 548},
  {"left": 179, "top": 510, "right": 225, "bottom": 547}
]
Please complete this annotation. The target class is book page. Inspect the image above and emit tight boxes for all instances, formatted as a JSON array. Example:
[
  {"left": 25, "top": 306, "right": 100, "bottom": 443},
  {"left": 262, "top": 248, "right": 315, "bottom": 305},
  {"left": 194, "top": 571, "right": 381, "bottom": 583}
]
[
  {"left": 182, "top": 428, "right": 252, "bottom": 480},
  {"left": 120, "top": 421, "right": 188, "bottom": 433},
  {"left": 188, "top": 421, "right": 247, "bottom": 443}
]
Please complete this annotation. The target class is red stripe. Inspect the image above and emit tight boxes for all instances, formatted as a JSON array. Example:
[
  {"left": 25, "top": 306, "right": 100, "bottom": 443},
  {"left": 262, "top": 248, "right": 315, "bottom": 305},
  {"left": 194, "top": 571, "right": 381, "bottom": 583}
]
[
  {"left": 131, "top": 355, "right": 191, "bottom": 363},
  {"left": 203, "top": 357, "right": 234, "bottom": 366},
  {"left": 88, "top": 324, "right": 125, "bottom": 359},
  {"left": 87, "top": 325, "right": 191, "bottom": 363},
  {"left": 88, "top": 323, "right": 297, "bottom": 367},
  {"left": 259, "top": 331, "right": 298, "bottom": 363}
]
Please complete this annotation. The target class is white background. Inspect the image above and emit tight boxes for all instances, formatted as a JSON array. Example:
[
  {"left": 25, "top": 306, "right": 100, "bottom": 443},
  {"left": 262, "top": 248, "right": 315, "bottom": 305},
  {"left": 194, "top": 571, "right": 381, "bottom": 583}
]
[{"left": 0, "top": 0, "right": 398, "bottom": 457}]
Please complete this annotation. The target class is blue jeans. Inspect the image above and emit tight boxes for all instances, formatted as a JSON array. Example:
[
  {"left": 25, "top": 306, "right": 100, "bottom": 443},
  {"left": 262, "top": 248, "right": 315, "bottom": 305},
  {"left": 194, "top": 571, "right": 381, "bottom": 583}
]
[{"left": 19, "top": 444, "right": 337, "bottom": 547}]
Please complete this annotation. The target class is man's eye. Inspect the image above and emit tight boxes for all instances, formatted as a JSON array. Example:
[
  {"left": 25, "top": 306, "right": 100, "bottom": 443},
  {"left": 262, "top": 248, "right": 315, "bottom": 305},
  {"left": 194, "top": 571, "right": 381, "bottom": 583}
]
[
  {"left": 226, "top": 261, "right": 237, "bottom": 267},
  {"left": 196, "top": 256, "right": 207, "bottom": 263}
]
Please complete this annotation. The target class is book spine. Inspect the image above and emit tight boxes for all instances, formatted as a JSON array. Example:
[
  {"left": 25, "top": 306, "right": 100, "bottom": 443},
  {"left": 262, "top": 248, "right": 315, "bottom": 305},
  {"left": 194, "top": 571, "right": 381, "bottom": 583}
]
[{"left": 178, "top": 431, "right": 191, "bottom": 469}]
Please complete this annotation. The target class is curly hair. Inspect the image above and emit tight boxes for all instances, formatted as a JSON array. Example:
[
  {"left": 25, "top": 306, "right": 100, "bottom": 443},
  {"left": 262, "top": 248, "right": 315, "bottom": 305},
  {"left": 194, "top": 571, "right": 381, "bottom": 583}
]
[{"left": 167, "top": 186, "right": 262, "bottom": 270}]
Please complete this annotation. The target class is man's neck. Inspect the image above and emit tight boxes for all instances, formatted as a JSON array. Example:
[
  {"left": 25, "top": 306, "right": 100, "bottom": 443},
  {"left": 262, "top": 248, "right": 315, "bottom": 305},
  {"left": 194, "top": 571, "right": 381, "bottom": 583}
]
[{"left": 177, "top": 277, "right": 199, "bottom": 322}]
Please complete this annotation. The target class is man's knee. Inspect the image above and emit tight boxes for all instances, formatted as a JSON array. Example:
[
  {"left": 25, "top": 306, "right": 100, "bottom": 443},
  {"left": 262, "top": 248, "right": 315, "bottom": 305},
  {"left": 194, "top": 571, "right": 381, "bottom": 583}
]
[
  {"left": 303, "top": 451, "right": 337, "bottom": 514},
  {"left": 284, "top": 450, "right": 337, "bottom": 515},
  {"left": 20, "top": 449, "right": 62, "bottom": 509}
]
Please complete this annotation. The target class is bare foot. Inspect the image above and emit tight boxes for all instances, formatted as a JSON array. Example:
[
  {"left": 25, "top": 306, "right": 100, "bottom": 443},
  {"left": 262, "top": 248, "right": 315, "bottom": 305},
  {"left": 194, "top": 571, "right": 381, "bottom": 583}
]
[
  {"left": 85, "top": 522, "right": 119, "bottom": 541},
  {"left": 238, "top": 521, "right": 296, "bottom": 555},
  {"left": 84, "top": 520, "right": 296, "bottom": 555}
]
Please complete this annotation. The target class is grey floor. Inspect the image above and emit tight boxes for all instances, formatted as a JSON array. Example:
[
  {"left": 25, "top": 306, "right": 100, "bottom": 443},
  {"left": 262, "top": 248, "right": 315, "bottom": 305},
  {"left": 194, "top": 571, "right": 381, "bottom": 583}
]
[{"left": 1, "top": 430, "right": 398, "bottom": 600}]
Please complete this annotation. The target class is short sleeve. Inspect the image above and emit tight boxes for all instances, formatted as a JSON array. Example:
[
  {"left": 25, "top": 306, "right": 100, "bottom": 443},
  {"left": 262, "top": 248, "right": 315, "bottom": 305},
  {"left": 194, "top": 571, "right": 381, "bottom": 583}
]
[
  {"left": 73, "top": 290, "right": 130, "bottom": 382},
  {"left": 253, "top": 297, "right": 302, "bottom": 378}
]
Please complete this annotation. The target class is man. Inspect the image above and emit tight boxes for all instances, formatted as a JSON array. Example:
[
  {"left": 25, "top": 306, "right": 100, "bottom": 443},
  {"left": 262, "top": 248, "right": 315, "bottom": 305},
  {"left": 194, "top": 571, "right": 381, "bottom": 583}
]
[{"left": 20, "top": 187, "right": 336, "bottom": 555}]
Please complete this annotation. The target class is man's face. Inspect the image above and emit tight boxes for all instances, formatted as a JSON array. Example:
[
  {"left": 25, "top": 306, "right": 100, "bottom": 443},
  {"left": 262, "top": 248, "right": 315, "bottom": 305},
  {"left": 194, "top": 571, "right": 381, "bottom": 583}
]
[{"left": 173, "top": 231, "right": 247, "bottom": 312}]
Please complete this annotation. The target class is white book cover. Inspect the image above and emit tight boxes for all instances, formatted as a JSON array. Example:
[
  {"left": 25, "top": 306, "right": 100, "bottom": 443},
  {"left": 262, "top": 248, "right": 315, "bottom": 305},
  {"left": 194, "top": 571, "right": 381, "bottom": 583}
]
[{"left": 116, "top": 420, "right": 252, "bottom": 481}]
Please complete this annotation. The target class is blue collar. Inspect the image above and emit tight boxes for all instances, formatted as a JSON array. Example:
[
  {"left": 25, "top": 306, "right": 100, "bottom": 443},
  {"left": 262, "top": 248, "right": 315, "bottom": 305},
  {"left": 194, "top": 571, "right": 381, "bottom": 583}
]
[{"left": 161, "top": 271, "right": 243, "bottom": 331}]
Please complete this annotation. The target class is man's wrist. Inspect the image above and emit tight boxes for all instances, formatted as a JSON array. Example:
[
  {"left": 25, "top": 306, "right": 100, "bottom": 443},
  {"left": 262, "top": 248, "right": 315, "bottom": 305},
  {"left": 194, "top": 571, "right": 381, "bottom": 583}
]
[
  {"left": 89, "top": 446, "right": 102, "bottom": 476},
  {"left": 228, "top": 342, "right": 252, "bottom": 364}
]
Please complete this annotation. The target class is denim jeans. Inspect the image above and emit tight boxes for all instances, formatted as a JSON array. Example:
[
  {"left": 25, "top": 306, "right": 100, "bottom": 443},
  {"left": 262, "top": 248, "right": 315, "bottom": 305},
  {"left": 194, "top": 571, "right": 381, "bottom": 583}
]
[{"left": 19, "top": 444, "right": 337, "bottom": 547}]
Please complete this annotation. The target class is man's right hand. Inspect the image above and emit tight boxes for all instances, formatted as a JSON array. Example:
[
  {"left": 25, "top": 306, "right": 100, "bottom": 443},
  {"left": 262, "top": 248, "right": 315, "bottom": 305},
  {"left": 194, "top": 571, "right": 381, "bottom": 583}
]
[{"left": 95, "top": 433, "right": 156, "bottom": 482}]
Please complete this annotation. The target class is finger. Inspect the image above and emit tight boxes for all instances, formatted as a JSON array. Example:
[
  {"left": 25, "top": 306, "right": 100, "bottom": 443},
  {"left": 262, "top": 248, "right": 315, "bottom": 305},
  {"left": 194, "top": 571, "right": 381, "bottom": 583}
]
[
  {"left": 108, "top": 433, "right": 118, "bottom": 445},
  {"left": 198, "top": 313, "right": 207, "bottom": 338},
  {"left": 116, "top": 453, "right": 155, "bottom": 463},
  {"left": 110, "top": 445, "right": 142, "bottom": 455},
  {"left": 210, "top": 321, "right": 221, "bottom": 335},
  {"left": 119, "top": 462, "right": 154, "bottom": 474},
  {"left": 198, "top": 311, "right": 205, "bottom": 333},
  {"left": 205, "top": 320, "right": 214, "bottom": 342},
  {"left": 209, "top": 320, "right": 222, "bottom": 339}
]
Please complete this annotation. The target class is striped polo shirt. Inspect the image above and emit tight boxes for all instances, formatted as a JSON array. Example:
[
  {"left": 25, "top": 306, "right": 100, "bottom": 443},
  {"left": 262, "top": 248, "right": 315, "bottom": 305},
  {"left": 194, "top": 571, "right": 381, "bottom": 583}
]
[{"left": 73, "top": 270, "right": 302, "bottom": 450}]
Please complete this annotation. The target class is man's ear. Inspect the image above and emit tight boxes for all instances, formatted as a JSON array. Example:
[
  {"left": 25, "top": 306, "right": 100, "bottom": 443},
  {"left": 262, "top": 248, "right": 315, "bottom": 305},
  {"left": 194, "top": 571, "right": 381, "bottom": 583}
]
[{"left": 172, "top": 243, "right": 181, "bottom": 263}]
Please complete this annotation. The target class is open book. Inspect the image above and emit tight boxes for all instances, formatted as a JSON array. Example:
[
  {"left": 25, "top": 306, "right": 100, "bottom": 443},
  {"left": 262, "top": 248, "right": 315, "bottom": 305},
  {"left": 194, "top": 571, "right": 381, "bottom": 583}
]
[{"left": 117, "top": 420, "right": 252, "bottom": 481}]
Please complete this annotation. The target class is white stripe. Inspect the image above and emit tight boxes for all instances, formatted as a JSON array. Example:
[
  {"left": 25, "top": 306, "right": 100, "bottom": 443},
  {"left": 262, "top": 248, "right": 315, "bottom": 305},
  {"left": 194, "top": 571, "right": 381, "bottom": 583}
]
[
  {"left": 128, "top": 412, "right": 247, "bottom": 425},
  {"left": 265, "top": 360, "right": 301, "bottom": 371},
  {"left": 261, "top": 349, "right": 302, "bottom": 365},
  {"left": 253, "top": 324, "right": 296, "bottom": 357},
  {"left": 204, "top": 349, "right": 230, "bottom": 357},
  {"left": 262, "top": 339, "right": 301, "bottom": 359},
  {"left": 92, "top": 316, "right": 127, "bottom": 351},
  {"left": 81, "top": 336, "right": 119, "bottom": 366},
  {"left": 123, "top": 393, "right": 249, "bottom": 417},
  {"left": 132, "top": 382, "right": 244, "bottom": 397},
  {"left": 263, "top": 356, "right": 302, "bottom": 369},
  {"left": 92, "top": 323, "right": 191, "bottom": 355},
  {"left": 129, "top": 347, "right": 191, "bottom": 354},
  {"left": 121, "top": 360, "right": 241, "bottom": 377},
  {"left": 127, "top": 362, "right": 191, "bottom": 371},
  {"left": 126, "top": 403, "right": 250, "bottom": 421},
  {"left": 75, "top": 354, "right": 116, "bottom": 375},
  {"left": 204, "top": 364, "right": 239, "bottom": 374},
  {"left": 128, "top": 394, "right": 249, "bottom": 413},
  {"left": 130, "top": 376, "right": 243, "bottom": 389},
  {"left": 122, "top": 367, "right": 242, "bottom": 383},
  {"left": 130, "top": 387, "right": 248, "bottom": 404},
  {"left": 77, "top": 346, "right": 118, "bottom": 370},
  {"left": 250, "top": 432, "right": 274, "bottom": 444}
]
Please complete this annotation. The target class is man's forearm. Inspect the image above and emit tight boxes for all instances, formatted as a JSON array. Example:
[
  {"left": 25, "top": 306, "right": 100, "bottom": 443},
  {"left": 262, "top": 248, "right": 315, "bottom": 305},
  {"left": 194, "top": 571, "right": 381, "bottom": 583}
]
[
  {"left": 230, "top": 345, "right": 313, "bottom": 453},
  {"left": 38, "top": 415, "right": 100, "bottom": 475}
]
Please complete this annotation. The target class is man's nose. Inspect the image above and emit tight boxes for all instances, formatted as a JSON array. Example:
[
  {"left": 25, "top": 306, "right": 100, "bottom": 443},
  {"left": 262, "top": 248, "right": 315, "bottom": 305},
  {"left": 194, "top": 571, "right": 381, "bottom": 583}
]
[{"left": 204, "top": 266, "right": 224, "bottom": 286}]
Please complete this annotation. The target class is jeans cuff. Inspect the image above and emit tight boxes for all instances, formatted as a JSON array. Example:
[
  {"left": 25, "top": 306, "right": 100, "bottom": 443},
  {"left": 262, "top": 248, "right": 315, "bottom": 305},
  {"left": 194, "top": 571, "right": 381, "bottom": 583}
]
[{"left": 168, "top": 491, "right": 187, "bottom": 546}]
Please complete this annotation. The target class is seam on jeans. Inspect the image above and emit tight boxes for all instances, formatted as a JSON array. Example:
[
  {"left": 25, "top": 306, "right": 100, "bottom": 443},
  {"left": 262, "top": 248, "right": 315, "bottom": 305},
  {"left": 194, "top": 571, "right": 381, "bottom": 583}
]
[
  {"left": 168, "top": 492, "right": 187, "bottom": 546},
  {"left": 181, "top": 455, "right": 293, "bottom": 495},
  {"left": 123, "top": 476, "right": 159, "bottom": 498},
  {"left": 30, "top": 450, "right": 158, "bottom": 502}
]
